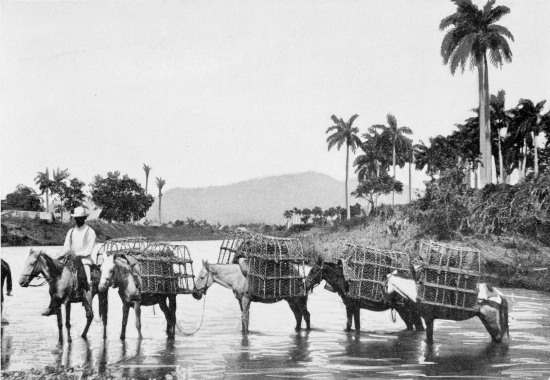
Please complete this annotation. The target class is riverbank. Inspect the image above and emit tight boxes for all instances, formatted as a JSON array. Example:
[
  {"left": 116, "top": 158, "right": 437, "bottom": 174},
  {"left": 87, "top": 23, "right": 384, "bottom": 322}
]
[{"left": 0, "top": 218, "right": 226, "bottom": 246}]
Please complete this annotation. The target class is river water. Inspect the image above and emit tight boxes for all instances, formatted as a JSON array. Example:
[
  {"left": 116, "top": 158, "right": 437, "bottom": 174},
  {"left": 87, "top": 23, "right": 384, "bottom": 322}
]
[{"left": 1, "top": 241, "right": 549, "bottom": 379}]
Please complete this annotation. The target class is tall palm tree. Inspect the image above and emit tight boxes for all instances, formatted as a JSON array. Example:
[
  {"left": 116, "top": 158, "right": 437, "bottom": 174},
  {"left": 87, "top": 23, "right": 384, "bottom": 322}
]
[
  {"left": 326, "top": 114, "right": 362, "bottom": 220},
  {"left": 34, "top": 168, "right": 53, "bottom": 212},
  {"left": 52, "top": 168, "right": 70, "bottom": 220},
  {"left": 490, "top": 90, "right": 509, "bottom": 183},
  {"left": 440, "top": 0, "right": 513, "bottom": 187},
  {"left": 283, "top": 209, "right": 293, "bottom": 229},
  {"left": 143, "top": 164, "right": 152, "bottom": 195},
  {"left": 373, "top": 114, "right": 413, "bottom": 206},
  {"left": 156, "top": 177, "right": 166, "bottom": 224}
]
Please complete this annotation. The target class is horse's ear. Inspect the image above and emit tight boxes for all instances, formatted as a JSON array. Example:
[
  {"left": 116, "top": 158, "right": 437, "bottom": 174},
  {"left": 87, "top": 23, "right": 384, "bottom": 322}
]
[
  {"left": 316, "top": 256, "right": 323, "bottom": 266},
  {"left": 238, "top": 258, "right": 248, "bottom": 277},
  {"left": 203, "top": 260, "right": 210, "bottom": 271}
]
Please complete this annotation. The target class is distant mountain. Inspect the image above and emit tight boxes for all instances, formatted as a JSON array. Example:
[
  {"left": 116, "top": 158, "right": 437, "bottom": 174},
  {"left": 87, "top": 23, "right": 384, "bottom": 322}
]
[{"left": 146, "top": 171, "right": 418, "bottom": 225}]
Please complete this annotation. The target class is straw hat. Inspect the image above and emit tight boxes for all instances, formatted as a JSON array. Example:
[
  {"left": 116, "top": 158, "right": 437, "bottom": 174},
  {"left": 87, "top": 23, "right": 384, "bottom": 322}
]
[{"left": 71, "top": 206, "right": 88, "bottom": 218}]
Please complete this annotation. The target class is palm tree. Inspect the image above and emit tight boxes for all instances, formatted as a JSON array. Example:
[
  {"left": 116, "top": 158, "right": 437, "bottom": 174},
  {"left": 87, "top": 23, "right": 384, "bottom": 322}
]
[
  {"left": 34, "top": 168, "right": 53, "bottom": 212},
  {"left": 156, "top": 177, "right": 166, "bottom": 224},
  {"left": 490, "top": 90, "right": 509, "bottom": 183},
  {"left": 143, "top": 164, "right": 152, "bottom": 195},
  {"left": 326, "top": 114, "right": 362, "bottom": 220},
  {"left": 440, "top": 0, "right": 513, "bottom": 187},
  {"left": 373, "top": 114, "right": 413, "bottom": 206},
  {"left": 52, "top": 168, "right": 70, "bottom": 220},
  {"left": 283, "top": 209, "right": 293, "bottom": 229}
]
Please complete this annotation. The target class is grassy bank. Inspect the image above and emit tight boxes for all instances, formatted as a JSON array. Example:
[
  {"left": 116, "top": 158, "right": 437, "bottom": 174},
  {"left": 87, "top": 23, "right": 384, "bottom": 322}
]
[
  {"left": 292, "top": 213, "right": 550, "bottom": 293},
  {"left": 1, "top": 218, "right": 226, "bottom": 246}
]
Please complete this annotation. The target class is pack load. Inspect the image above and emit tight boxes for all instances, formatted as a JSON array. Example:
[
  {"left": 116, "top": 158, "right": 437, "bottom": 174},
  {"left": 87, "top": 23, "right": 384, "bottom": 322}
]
[
  {"left": 245, "top": 234, "right": 307, "bottom": 300},
  {"left": 97, "top": 238, "right": 195, "bottom": 295},
  {"left": 340, "top": 243, "right": 410, "bottom": 302},
  {"left": 218, "top": 229, "right": 255, "bottom": 264},
  {"left": 416, "top": 240, "right": 481, "bottom": 318}
]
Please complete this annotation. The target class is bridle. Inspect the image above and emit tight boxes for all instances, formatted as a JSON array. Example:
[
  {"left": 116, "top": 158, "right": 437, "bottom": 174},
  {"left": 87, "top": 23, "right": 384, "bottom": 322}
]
[
  {"left": 305, "top": 262, "right": 324, "bottom": 291},
  {"left": 194, "top": 269, "right": 214, "bottom": 296},
  {"left": 20, "top": 252, "right": 52, "bottom": 286}
]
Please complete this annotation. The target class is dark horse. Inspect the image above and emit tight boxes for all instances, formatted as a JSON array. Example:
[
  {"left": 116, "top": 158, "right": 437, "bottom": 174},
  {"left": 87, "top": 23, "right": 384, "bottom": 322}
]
[
  {"left": 98, "top": 253, "right": 177, "bottom": 339},
  {"left": 305, "top": 258, "right": 424, "bottom": 332},
  {"left": 193, "top": 259, "right": 311, "bottom": 333},
  {"left": 2, "top": 259, "right": 13, "bottom": 321},
  {"left": 19, "top": 250, "right": 108, "bottom": 343}
]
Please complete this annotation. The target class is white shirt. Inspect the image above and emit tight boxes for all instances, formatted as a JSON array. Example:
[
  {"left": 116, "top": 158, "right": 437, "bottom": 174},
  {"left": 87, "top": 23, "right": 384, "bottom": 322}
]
[{"left": 62, "top": 224, "right": 97, "bottom": 262}]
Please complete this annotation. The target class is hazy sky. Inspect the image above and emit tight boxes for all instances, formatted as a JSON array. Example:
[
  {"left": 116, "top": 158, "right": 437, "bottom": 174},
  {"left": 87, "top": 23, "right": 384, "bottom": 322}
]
[{"left": 1, "top": 0, "right": 549, "bottom": 198}]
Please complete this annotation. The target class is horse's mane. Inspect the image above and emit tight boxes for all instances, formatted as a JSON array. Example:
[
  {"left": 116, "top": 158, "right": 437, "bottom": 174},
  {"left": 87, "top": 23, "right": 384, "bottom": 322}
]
[{"left": 36, "top": 251, "right": 63, "bottom": 275}]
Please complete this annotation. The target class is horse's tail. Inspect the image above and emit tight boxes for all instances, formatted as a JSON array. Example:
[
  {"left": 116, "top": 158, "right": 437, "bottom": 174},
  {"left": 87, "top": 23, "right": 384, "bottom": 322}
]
[
  {"left": 500, "top": 294, "right": 510, "bottom": 340},
  {"left": 98, "top": 289, "right": 108, "bottom": 322}
]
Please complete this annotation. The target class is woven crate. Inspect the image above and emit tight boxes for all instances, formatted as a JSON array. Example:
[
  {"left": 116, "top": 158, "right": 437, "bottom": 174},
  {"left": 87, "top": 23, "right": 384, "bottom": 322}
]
[
  {"left": 218, "top": 230, "right": 255, "bottom": 264},
  {"left": 342, "top": 243, "right": 410, "bottom": 302},
  {"left": 416, "top": 240, "right": 481, "bottom": 315},
  {"left": 135, "top": 243, "right": 195, "bottom": 294},
  {"left": 246, "top": 235, "right": 307, "bottom": 299},
  {"left": 96, "top": 236, "right": 149, "bottom": 265}
]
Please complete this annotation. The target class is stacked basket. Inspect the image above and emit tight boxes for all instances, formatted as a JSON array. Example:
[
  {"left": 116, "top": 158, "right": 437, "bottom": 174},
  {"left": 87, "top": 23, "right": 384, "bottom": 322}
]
[
  {"left": 416, "top": 240, "right": 481, "bottom": 319},
  {"left": 217, "top": 230, "right": 255, "bottom": 264},
  {"left": 341, "top": 243, "right": 410, "bottom": 302}
]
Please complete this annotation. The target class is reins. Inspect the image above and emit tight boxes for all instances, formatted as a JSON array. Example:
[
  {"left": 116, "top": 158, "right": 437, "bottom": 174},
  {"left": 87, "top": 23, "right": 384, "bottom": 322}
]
[
  {"left": 20, "top": 253, "right": 51, "bottom": 287},
  {"left": 175, "top": 270, "right": 212, "bottom": 336}
]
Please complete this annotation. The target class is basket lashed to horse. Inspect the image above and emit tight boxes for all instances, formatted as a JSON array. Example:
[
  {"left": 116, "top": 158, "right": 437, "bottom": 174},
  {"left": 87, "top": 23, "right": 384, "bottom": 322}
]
[
  {"left": 339, "top": 243, "right": 411, "bottom": 302},
  {"left": 217, "top": 229, "right": 255, "bottom": 264},
  {"left": 415, "top": 240, "right": 481, "bottom": 319},
  {"left": 97, "top": 237, "right": 195, "bottom": 295},
  {"left": 245, "top": 234, "right": 307, "bottom": 300}
]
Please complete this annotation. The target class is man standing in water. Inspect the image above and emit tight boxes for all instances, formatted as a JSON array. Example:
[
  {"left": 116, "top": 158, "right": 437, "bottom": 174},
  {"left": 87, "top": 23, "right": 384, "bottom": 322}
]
[{"left": 42, "top": 206, "right": 96, "bottom": 316}]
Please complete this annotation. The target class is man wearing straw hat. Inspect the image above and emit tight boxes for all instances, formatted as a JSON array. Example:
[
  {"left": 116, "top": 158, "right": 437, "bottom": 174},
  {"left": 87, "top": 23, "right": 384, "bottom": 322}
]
[{"left": 42, "top": 206, "right": 97, "bottom": 316}]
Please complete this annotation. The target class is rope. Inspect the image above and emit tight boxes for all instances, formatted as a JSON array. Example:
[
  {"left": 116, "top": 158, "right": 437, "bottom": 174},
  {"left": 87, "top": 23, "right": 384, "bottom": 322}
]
[
  {"left": 26, "top": 276, "right": 48, "bottom": 287},
  {"left": 390, "top": 308, "right": 397, "bottom": 323},
  {"left": 176, "top": 295, "right": 206, "bottom": 336}
]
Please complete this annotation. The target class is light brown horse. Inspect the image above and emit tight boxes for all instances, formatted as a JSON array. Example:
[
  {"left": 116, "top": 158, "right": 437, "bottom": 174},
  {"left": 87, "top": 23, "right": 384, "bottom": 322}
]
[
  {"left": 98, "top": 253, "right": 176, "bottom": 340},
  {"left": 18, "top": 250, "right": 108, "bottom": 344},
  {"left": 193, "top": 259, "right": 311, "bottom": 333}
]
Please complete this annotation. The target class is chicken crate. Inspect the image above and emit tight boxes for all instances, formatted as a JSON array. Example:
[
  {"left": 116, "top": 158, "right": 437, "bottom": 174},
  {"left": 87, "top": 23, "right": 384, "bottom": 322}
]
[
  {"left": 416, "top": 240, "right": 481, "bottom": 316},
  {"left": 246, "top": 234, "right": 307, "bottom": 300},
  {"left": 341, "top": 243, "right": 411, "bottom": 302},
  {"left": 96, "top": 236, "right": 149, "bottom": 265},
  {"left": 133, "top": 243, "right": 195, "bottom": 295},
  {"left": 217, "top": 230, "right": 255, "bottom": 264}
]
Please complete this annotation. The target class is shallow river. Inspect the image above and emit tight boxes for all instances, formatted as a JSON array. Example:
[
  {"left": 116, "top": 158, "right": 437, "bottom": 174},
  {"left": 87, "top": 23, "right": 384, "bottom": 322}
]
[{"left": 1, "top": 241, "right": 549, "bottom": 379}]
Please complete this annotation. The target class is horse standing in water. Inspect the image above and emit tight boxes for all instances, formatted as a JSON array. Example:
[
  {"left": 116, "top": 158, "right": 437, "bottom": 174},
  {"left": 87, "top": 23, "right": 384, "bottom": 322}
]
[
  {"left": 2, "top": 259, "right": 13, "bottom": 323},
  {"left": 98, "top": 253, "right": 177, "bottom": 339},
  {"left": 18, "top": 250, "right": 108, "bottom": 343},
  {"left": 384, "top": 271, "right": 509, "bottom": 344},
  {"left": 305, "top": 259, "right": 424, "bottom": 332},
  {"left": 193, "top": 259, "right": 310, "bottom": 333}
]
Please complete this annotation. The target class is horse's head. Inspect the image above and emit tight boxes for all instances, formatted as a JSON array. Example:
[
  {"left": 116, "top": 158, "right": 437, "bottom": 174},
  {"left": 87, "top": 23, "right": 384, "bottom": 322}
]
[
  {"left": 19, "top": 249, "right": 43, "bottom": 287},
  {"left": 325, "top": 261, "right": 349, "bottom": 294},
  {"left": 193, "top": 260, "right": 214, "bottom": 300},
  {"left": 305, "top": 258, "right": 324, "bottom": 291},
  {"left": 98, "top": 254, "right": 116, "bottom": 292}
]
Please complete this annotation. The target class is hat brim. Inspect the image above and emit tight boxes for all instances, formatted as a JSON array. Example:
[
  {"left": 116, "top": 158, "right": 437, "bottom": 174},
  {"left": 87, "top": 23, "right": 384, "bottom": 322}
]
[{"left": 71, "top": 214, "right": 88, "bottom": 218}]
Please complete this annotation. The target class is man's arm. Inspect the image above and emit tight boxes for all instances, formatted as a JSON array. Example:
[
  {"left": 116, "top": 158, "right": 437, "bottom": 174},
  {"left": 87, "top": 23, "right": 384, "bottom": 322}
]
[{"left": 83, "top": 226, "right": 97, "bottom": 262}]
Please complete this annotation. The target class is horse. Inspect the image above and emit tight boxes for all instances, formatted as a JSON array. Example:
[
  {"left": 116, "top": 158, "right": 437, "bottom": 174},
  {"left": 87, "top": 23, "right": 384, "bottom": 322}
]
[
  {"left": 98, "top": 253, "right": 177, "bottom": 339},
  {"left": 18, "top": 250, "right": 108, "bottom": 343},
  {"left": 193, "top": 259, "right": 310, "bottom": 333},
  {"left": 305, "top": 259, "right": 424, "bottom": 332},
  {"left": 2, "top": 259, "right": 13, "bottom": 322},
  {"left": 384, "top": 271, "right": 509, "bottom": 344}
]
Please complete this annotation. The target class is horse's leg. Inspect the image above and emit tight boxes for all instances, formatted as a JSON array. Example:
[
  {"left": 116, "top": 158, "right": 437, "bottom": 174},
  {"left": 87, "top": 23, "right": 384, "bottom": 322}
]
[
  {"left": 424, "top": 317, "right": 435, "bottom": 345},
  {"left": 287, "top": 299, "right": 303, "bottom": 332},
  {"left": 395, "top": 305, "right": 414, "bottom": 331},
  {"left": 99, "top": 290, "right": 109, "bottom": 339},
  {"left": 134, "top": 301, "right": 143, "bottom": 339},
  {"left": 301, "top": 297, "right": 311, "bottom": 330},
  {"left": 158, "top": 297, "right": 172, "bottom": 337},
  {"left": 65, "top": 303, "right": 72, "bottom": 343},
  {"left": 241, "top": 297, "right": 250, "bottom": 334},
  {"left": 56, "top": 308, "right": 63, "bottom": 345},
  {"left": 353, "top": 306, "right": 360, "bottom": 332},
  {"left": 121, "top": 303, "right": 129, "bottom": 340},
  {"left": 344, "top": 301, "right": 353, "bottom": 332},
  {"left": 81, "top": 291, "right": 94, "bottom": 339},
  {"left": 169, "top": 295, "right": 177, "bottom": 337}
]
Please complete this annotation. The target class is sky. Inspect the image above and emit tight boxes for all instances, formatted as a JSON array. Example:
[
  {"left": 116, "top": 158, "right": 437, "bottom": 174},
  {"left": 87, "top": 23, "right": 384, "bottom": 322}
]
[{"left": 1, "top": 0, "right": 549, "bottom": 199}]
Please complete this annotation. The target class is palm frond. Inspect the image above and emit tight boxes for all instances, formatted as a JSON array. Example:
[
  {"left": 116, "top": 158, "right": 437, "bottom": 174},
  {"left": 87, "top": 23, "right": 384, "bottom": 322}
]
[
  {"left": 386, "top": 113, "right": 397, "bottom": 129},
  {"left": 485, "top": 5, "right": 511, "bottom": 24},
  {"left": 487, "top": 24, "right": 514, "bottom": 42},
  {"left": 449, "top": 35, "right": 477, "bottom": 74}
]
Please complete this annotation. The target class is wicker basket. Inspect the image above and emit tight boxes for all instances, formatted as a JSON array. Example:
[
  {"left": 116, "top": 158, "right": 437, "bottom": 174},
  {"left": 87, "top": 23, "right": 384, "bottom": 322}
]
[
  {"left": 341, "top": 243, "right": 410, "bottom": 302},
  {"left": 218, "top": 230, "right": 255, "bottom": 264},
  {"left": 246, "top": 234, "right": 307, "bottom": 300},
  {"left": 416, "top": 240, "right": 481, "bottom": 317},
  {"left": 96, "top": 237, "right": 149, "bottom": 265}
]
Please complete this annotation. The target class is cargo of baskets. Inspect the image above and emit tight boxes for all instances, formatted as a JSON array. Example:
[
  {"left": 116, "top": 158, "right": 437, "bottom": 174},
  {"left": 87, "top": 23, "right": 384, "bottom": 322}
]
[
  {"left": 217, "top": 229, "right": 255, "bottom": 264},
  {"left": 339, "top": 243, "right": 411, "bottom": 302},
  {"left": 96, "top": 237, "right": 195, "bottom": 295},
  {"left": 415, "top": 240, "right": 481, "bottom": 318},
  {"left": 243, "top": 234, "right": 307, "bottom": 300}
]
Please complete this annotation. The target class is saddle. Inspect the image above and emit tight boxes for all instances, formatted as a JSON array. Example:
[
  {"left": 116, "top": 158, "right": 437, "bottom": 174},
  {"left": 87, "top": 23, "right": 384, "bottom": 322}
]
[{"left": 56, "top": 252, "right": 89, "bottom": 293}]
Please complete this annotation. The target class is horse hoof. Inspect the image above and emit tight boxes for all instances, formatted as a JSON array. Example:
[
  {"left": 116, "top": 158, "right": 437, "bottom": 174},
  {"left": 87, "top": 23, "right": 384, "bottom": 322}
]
[{"left": 120, "top": 335, "right": 125, "bottom": 340}]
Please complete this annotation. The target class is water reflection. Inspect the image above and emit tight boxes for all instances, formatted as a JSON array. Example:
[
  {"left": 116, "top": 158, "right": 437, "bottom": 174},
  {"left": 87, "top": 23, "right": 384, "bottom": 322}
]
[
  {"left": 1, "top": 327, "right": 12, "bottom": 368},
  {"left": 288, "top": 331, "right": 310, "bottom": 363}
]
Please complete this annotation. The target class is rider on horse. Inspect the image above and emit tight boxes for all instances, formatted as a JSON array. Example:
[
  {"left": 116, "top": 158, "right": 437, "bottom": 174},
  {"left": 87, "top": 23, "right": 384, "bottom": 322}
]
[{"left": 42, "top": 206, "right": 97, "bottom": 316}]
